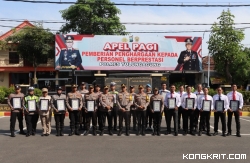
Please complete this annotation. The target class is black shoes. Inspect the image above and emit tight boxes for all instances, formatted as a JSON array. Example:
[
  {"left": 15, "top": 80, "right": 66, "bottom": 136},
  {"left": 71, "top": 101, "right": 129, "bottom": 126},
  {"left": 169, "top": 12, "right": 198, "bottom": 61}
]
[
  {"left": 141, "top": 130, "right": 145, "bottom": 136},
  {"left": 222, "top": 133, "right": 226, "bottom": 137},
  {"left": 198, "top": 131, "right": 202, "bottom": 136},
  {"left": 100, "top": 130, "right": 104, "bottom": 136},
  {"left": 183, "top": 132, "right": 187, "bottom": 136},
  {"left": 93, "top": 130, "right": 97, "bottom": 136},
  {"left": 10, "top": 132, "right": 15, "bottom": 137},
  {"left": 237, "top": 133, "right": 241, "bottom": 137},
  {"left": 190, "top": 132, "right": 195, "bottom": 136},
  {"left": 60, "top": 131, "right": 64, "bottom": 136},
  {"left": 152, "top": 132, "right": 156, "bottom": 136},
  {"left": 69, "top": 130, "right": 75, "bottom": 136},
  {"left": 84, "top": 130, "right": 89, "bottom": 136},
  {"left": 26, "top": 133, "right": 30, "bottom": 137},
  {"left": 226, "top": 132, "right": 231, "bottom": 136},
  {"left": 118, "top": 130, "right": 122, "bottom": 136},
  {"left": 213, "top": 132, "right": 218, "bottom": 136},
  {"left": 165, "top": 131, "right": 170, "bottom": 135},
  {"left": 31, "top": 132, "right": 36, "bottom": 136},
  {"left": 109, "top": 130, "right": 113, "bottom": 136},
  {"left": 19, "top": 131, "right": 26, "bottom": 135},
  {"left": 174, "top": 132, "right": 178, "bottom": 136},
  {"left": 206, "top": 132, "right": 212, "bottom": 136}
]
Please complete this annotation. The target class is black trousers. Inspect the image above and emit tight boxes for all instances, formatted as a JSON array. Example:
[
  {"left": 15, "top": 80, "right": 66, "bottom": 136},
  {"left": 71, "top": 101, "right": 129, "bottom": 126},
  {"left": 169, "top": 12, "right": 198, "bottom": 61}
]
[
  {"left": 97, "top": 107, "right": 102, "bottom": 129},
  {"left": 136, "top": 111, "right": 146, "bottom": 131},
  {"left": 178, "top": 106, "right": 183, "bottom": 129},
  {"left": 10, "top": 110, "right": 24, "bottom": 132},
  {"left": 81, "top": 110, "right": 87, "bottom": 130},
  {"left": 112, "top": 105, "right": 118, "bottom": 129},
  {"left": 86, "top": 111, "right": 97, "bottom": 130},
  {"left": 25, "top": 114, "right": 39, "bottom": 134},
  {"left": 54, "top": 114, "right": 65, "bottom": 130},
  {"left": 119, "top": 111, "right": 130, "bottom": 130},
  {"left": 69, "top": 111, "right": 80, "bottom": 130},
  {"left": 167, "top": 109, "right": 178, "bottom": 132},
  {"left": 227, "top": 111, "right": 240, "bottom": 133},
  {"left": 100, "top": 111, "right": 112, "bottom": 131},
  {"left": 194, "top": 108, "right": 200, "bottom": 129},
  {"left": 182, "top": 109, "right": 194, "bottom": 132},
  {"left": 199, "top": 111, "right": 210, "bottom": 132},
  {"left": 153, "top": 112, "right": 162, "bottom": 132},
  {"left": 130, "top": 109, "right": 137, "bottom": 127},
  {"left": 163, "top": 107, "right": 168, "bottom": 128},
  {"left": 214, "top": 112, "right": 226, "bottom": 133},
  {"left": 146, "top": 107, "right": 153, "bottom": 128}
]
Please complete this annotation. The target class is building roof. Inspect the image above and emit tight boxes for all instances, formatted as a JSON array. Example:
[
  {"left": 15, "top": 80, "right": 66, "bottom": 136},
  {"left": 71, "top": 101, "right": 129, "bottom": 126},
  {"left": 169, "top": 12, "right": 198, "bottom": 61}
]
[
  {"left": 202, "top": 56, "right": 215, "bottom": 71},
  {"left": 0, "top": 20, "right": 34, "bottom": 41}
]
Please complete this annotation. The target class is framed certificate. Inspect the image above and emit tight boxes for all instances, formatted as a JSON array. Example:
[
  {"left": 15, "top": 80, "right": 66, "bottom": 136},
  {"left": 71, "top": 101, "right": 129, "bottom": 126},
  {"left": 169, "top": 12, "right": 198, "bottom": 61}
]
[
  {"left": 71, "top": 99, "right": 79, "bottom": 110},
  {"left": 87, "top": 100, "right": 95, "bottom": 112},
  {"left": 12, "top": 97, "right": 21, "bottom": 109},
  {"left": 168, "top": 98, "right": 176, "bottom": 109},
  {"left": 202, "top": 100, "right": 211, "bottom": 111},
  {"left": 215, "top": 100, "right": 224, "bottom": 112},
  {"left": 40, "top": 99, "right": 49, "bottom": 111},
  {"left": 230, "top": 100, "right": 239, "bottom": 111},
  {"left": 161, "top": 92, "right": 167, "bottom": 98},
  {"left": 28, "top": 100, "right": 36, "bottom": 112},
  {"left": 113, "top": 94, "right": 117, "bottom": 103},
  {"left": 153, "top": 100, "right": 161, "bottom": 112},
  {"left": 186, "top": 98, "right": 194, "bottom": 109},
  {"left": 57, "top": 99, "right": 65, "bottom": 111}
]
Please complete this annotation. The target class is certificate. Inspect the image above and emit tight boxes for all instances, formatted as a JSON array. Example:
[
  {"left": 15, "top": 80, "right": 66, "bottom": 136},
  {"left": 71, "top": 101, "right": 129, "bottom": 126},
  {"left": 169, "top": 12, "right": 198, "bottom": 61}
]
[
  {"left": 168, "top": 98, "right": 176, "bottom": 109},
  {"left": 186, "top": 98, "right": 194, "bottom": 109},
  {"left": 230, "top": 100, "right": 239, "bottom": 111},
  {"left": 161, "top": 92, "right": 167, "bottom": 98},
  {"left": 87, "top": 100, "right": 95, "bottom": 112},
  {"left": 57, "top": 99, "right": 65, "bottom": 111},
  {"left": 40, "top": 99, "right": 49, "bottom": 111},
  {"left": 147, "top": 93, "right": 153, "bottom": 99},
  {"left": 215, "top": 100, "right": 224, "bottom": 112},
  {"left": 202, "top": 100, "right": 211, "bottom": 111},
  {"left": 12, "top": 97, "right": 21, "bottom": 109},
  {"left": 153, "top": 100, "right": 161, "bottom": 112},
  {"left": 71, "top": 99, "right": 79, "bottom": 110},
  {"left": 28, "top": 100, "right": 36, "bottom": 112},
  {"left": 113, "top": 94, "right": 117, "bottom": 103}
]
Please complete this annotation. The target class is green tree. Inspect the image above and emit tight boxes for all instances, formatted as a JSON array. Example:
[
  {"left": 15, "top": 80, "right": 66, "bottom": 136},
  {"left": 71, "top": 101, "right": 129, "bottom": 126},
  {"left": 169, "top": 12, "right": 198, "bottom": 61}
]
[
  {"left": 207, "top": 9, "right": 246, "bottom": 84},
  {"left": 60, "top": 0, "right": 127, "bottom": 35},
  {"left": 6, "top": 24, "right": 55, "bottom": 85}
]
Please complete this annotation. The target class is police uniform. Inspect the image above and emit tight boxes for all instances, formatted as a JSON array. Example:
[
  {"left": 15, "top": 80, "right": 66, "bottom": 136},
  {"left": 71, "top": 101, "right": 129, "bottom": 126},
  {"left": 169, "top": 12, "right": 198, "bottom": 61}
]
[
  {"left": 146, "top": 84, "right": 153, "bottom": 130},
  {"left": 134, "top": 85, "right": 150, "bottom": 136},
  {"left": 58, "top": 36, "right": 83, "bottom": 69},
  {"left": 51, "top": 86, "right": 67, "bottom": 136},
  {"left": 66, "top": 84, "right": 83, "bottom": 136},
  {"left": 109, "top": 82, "right": 119, "bottom": 131},
  {"left": 117, "top": 84, "right": 133, "bottom": 136},
  {"left": 94, "top": 85, "right": 103, "bottom": 130},
  {"left": 129, "top": 86, "right": 137, "bottom": 131},
  {"left": 83, "top": 85, "right": 99, "bottom": 136},
  {"left": 78, "top": 82, "right": 89, "bottom": 131},
  {"left": 7, "top": 85, "right": 25, "bottom": 137},
  {"left": 150, "top": 88, "right": 164, "bottom": 136},
  {"left": 23, "top": 87, "right": 39, "bottom": 137}
]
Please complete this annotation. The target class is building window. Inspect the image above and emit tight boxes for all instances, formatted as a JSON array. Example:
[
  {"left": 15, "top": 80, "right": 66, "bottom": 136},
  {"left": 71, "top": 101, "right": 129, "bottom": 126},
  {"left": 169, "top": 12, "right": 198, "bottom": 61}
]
[{"left": 9, "top": 52, "right": 19, "bottom": 64}]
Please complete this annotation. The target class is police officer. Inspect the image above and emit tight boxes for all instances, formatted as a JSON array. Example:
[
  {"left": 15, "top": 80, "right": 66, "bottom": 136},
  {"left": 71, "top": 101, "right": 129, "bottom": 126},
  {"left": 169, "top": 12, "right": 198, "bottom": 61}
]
[
  {"left": 83, "top": 85, "right": 99, "bottom": 136},
  {"left": 193, "top": 84, "right": 204, "bottom": 132},
  {"left": 226, "top": 84, "right": 243, "bottom": 137},
  {"left": 145, "top": 84, "right": 153, "bottom": 131},
  {"left": 134, "top": 85, "right": 150, "bottom": 136},
  {"left": 56, "top": 35, "right": 83, "bottom": 70},
  {"left": 66, "top": 84, "right": 83, "bottom": 136},
  {"left": 129, "top": 86, "right": 137, "bottom": 131},
  {"left": 99, "top": 86, "right": 114, "bottom": 136},
  {"left": 150, "top": 88, "right": 164, "bottom": 136},
  {"left": 117, "top": 84, "right": 133, "bottom": 136},
  {"left": 109, "top": 82, "right": 119, "bottom": 131},
  {"left": 165, "top": 85, "right": 181, "bottom": 136},
  {"left": 94, "top": 84, "right": 103, "bottom": 130},
  {"left": 8, "top": 85, "right": 25, "bottom": 137},
  {"left": 23, "top": 87, "right": 39, "bottom": 137},
  {"left": 177, "top": 85, "right": 186, "bottom": 130},
  {"left": 78, "top": 82, "right": 89, "bottom": 131},
  {"left": 51, "top": 86, "right": 67, "bottom": 136}
]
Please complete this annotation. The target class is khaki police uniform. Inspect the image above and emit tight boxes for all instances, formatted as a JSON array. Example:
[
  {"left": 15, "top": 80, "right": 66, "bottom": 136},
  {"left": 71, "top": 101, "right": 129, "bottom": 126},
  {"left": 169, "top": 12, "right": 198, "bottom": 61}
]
[
  {"left": 38, "top": 95, "right": 52, "bottom": 135},
  {"left": 129, "top": 92, "right": 137, "bottom": 131},
  {"left": 150, "top": 94, "right": 164, "bottom": 135}
]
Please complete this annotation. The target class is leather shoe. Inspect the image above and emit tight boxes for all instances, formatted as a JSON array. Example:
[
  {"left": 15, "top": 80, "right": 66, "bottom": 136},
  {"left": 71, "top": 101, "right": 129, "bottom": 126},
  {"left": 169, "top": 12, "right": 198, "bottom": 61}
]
[
  {"left": 93, "top": 130, "right": 97, "bottom": 136},
  {"left": 190, "top": 132, "right": 195, "bottom": 136},
  {"left": 222, "top": 133, "right": 226, "bottom": 137},
  {"left": 19, "top": 131, "right": 26, "bottom": 135},
  {"left": 109, "top": 130, "right": 113, "bottom": 136},
  {"left": 213, "top": 132, "right": 218, "bottom": 136},
  {"left": 174, "top": 132, "right": 178, "bottom": 136},
  {"left": 84, "top": 130, "right": 89, "bottom": 136},
  {"left": 226, "top": 132, "right": 231, "bottom": 136},
  {"left": 237, "top": 133, "right": 241, "bottom": 137},
  {"left": 157, "top": 132, "right": 161, "bottom": 136},
  {"left": 100, "top": 130, "right": 104, "bottom": 136},
  {"left": 118, "top": 131, "right": 122, "bottom": 136},
  {"left": 183, "top": 132, "right": 187, "bottom": 136},
  {"left": 198, "top": 131, "right": 202, "bottom": 136},
  {"left": 10, "top": 132, "right": 15, "bottom": 137},
  {"left": 206, "top": 133, "right": 212, "bottom": 136},
  {"left": 26, "top": 133, "right": 30, "bottom": 137}
]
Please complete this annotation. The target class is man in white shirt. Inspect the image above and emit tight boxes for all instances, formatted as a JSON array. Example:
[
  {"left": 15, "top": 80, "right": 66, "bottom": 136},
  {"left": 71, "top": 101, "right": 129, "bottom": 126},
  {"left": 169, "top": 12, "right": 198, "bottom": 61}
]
[
  {"left": 165, "top": 85, "right": 181, "bottom": 136},
  {"left": 159, "top": 82, "right": 170, "bottom": 129},
  {"left": 193, "top": 84, "right": 204, "bottom": 132},
  {"left": 177, "top": 85, "right": 186, "bottom": 130},
  {"left": 212, "top": 86, "right": 229, "bottom": 137},
  {"left": 197, "top": 87, "right": 213, "bottom": 136},
  {"left": 226, "top": 84, "right": 243, "bottom": 137},
  {"left": 181, "top": 85, "right": 197, "bottom": 136}
]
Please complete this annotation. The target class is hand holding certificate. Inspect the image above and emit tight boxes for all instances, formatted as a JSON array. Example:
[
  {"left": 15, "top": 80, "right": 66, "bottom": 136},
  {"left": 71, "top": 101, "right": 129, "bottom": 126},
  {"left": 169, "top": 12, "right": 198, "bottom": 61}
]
[
  {"left": 87, "top": 100, "right": 95, "bottom": 112},
  {"left": 230, "top": 100, "right": 239, "bottom": 111},
  {"left": 153, "top": 100, "right": 161, "bottom": 112}
]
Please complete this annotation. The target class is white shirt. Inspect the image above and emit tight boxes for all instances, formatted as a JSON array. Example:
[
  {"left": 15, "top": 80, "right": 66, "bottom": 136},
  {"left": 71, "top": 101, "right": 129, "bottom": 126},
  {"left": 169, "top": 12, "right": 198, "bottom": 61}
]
[
  {"left": 194, "top": 90, "right": 204, "bottom": 106},
  {"left": 227, "top": 91, "right": 244, "bottom": 109},
  {"left": 197, "top": 94, "right": 214, "bottom": 111},
  {"left": 159, "top": 89, "right": 170, "bottom": 99},
  {"left": 181, "top": 93, "right": 197, "bottom": 109},
  {"left": 164, "top": 92, "right": 181, "bottom": 108},
  {"left": 177, "top": 91, "right": 186, "bottom": 98},
  {"left": 212, "top": 94, "right": 229, "bottom": 111}
]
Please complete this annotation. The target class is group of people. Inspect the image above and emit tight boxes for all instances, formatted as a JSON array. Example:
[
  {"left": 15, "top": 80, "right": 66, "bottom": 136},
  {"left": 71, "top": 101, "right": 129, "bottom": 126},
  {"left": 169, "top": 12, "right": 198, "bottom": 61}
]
[{"left": 8, "top": 82, "right": 243, "bottom": 137}]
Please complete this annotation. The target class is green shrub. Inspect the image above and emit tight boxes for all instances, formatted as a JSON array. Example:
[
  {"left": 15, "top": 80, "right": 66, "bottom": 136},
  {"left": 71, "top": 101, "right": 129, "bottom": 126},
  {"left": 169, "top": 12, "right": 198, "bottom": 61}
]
[
  {"left": 34, "top": 88, "right": 42, "bottom": 97},
  {"left": 208, "top": 89, "right": 216, "bottom": 96},
  {"left": 0, "top": 89, "right": 6, "bottom": 103},
  {"left": 6, "top": 86, "right": 15, "bottom": 97}
]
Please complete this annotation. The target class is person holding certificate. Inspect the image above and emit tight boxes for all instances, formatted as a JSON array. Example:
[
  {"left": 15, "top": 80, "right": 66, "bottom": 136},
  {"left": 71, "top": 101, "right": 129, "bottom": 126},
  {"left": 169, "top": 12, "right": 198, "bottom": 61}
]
[
  {"left": 226, "top": 84, "right": 243, "bottom": 137},
  {"left": 150, "top": 87, "right": 164, "bottom": 136},
  {"left": 8, "top": 85, "right": 25, "bottom": 137},
  {"left": 164, "top": 85, "right": 181, "bottom": 136},
  {"left": 181, "top": 85, "right": 197, "bottom": 136},
  {"left": 159, "top": 82, "right": 170, "bottom": 130},
  {"left": 23, "top": 87, "right": 39, "bottom": 137},
  {"left": 66, "top": 84, "right": 83, "bottom": 136},
  {"left": 129, "top": 86, "right": 137, "bottom": 131},
  {"left": 193, "top": 84, "right": 204, "bottom": 132},
  {"left": 99, "top": 86, "right": 114, "bottom": 136},
  {"left": 109, "top": 82, "right": 119, "bottom": 131},
  {"left": 38, "top": 88, "right": 52, "bottom": 136},
  {"left": 83, "top": 85, "right": 99, "bottom": 136},
  {"left": 78, "top": 82, "right": 89, "bottom": 131},
  {"left": 212, "top": 86, "right": 229, "bottom": 137},
  {"left": 146, "top": 84, "right": 153, "bottom": 131},
  {"left": 177, "top": 85, "right": 186, "bottom": 130},
  {"left": 134, "top": 85, "right": 150, "bottom": 136},
  {"left": 197, "top": 87, "right": 213, "bottom": 136},
  {"left": 117, "top": 84, "right": 133, "bottom": 136},
  {"left": 51, "top": 86, "right": 67, "bottom": 136}
]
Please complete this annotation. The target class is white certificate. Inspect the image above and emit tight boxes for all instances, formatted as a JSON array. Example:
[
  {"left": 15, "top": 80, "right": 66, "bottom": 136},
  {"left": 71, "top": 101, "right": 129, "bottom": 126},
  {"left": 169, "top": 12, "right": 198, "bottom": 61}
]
[
  {"left": 153, "top": 100, "right": 161, "bottom": 112},
  {"left": 202, "top": 100, "right": 211, "bottom": 111},
  {"left": 13, "top": 98, "right": 21, "bottom": 109},
  {"left": 87, "top": 100, "right": 95, "bottom": 112},
  {"left": 71, "top": 99, "right": 79, "bottom": 110},
  {"left": 57, "top": 99, "right": 65, "bottom": 111},
  {"left": 40, "top": 99, "right": 49, "bottom": 111},
  {"left": 230, "top": 100, "right": 239, "bottom": 111},
  {"left": 215, "top": 100, "right": 224, "bottom": 112},
  {"left": 28, "top": 100, "right": 36, "bottom": 111},
  {"left": 186, "top": 98, "right": 194, "bottom": 109},
  {"left": 168, "top": 98, "right": 176, "bottom": 109}
]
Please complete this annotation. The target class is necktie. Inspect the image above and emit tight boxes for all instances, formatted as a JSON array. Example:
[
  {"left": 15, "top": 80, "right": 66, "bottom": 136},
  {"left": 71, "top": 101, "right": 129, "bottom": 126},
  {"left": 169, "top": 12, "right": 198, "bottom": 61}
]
[
  {"left": 180, "top": 92, "right": 182, "bottom": 97},
  {"left": 171, "top": 93, "right": 173, "bottom": 98},
  {"left": 198, "top": 92, "right": 200, "bottom": 95},
  {"left": 205, "top": 95, "right": 207, "bottom": 100},
  {"left": 233, "top": 91, "right": 236, "bottom": 100},
  {"left": 219, "top": 95, "right": 221, "bottom": 101},
  {"left": 188, "top": 94, "right": 190, "bottom": 98}
]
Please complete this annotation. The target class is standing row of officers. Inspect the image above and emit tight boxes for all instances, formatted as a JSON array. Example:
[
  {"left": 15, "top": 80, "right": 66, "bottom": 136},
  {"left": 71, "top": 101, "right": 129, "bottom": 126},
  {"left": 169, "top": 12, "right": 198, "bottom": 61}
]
[{"left": 8, "top": 82, "right": 243, "bottom": 137}]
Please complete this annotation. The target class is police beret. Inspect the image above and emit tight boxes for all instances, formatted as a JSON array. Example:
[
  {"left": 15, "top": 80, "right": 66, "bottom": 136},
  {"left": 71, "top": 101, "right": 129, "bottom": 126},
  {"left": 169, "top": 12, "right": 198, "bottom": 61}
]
[
  {"left": 57, "top": 86, "right": 62, "bottom": 90},
  {"left": 110, "top": 82, "right": 116, "bottom": 86},
  {"left": 129, "top": 86, "right": 134, "bottom": 89},
  {"left": 95, "top": 84, "right": 100, "bottom": 87},
  {"left": 185, "top": 38, "right": 193, "bottom": 44},
  {"left": 121, "top": 84, "right": 126, "bottom": 87},
  {"left": 15, "top": 85, "right": 20, "bottom": 89},
  {"left": 81, "top": 82, "right": 86, "bottom": 85},
  {"left": 89, "top": 85, "right": 94, "bottom": 89},
  {"left": 65, "top": 36, "right": 74, "bottom": 42},
  {"left": 138, "top": 85, "right": 144, "bottom": 89},
  {"left": 153, "top": 87, "right": 159, "bottom": 91},
  {"left": 146, "top": 84, "right": 152, "bottom": 88},
  {"left": 28, "top": 87, "right": 34, "bottom": 91},
  {"left": 71, "top": 84, "right": 77, "bottom": 87},
  {"left": 104, "top": 85, "right": 109, "bottom": 89}
]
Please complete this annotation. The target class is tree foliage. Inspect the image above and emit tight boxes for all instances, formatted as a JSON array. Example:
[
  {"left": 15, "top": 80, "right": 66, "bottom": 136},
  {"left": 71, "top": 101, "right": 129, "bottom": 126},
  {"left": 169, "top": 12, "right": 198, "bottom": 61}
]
[
  {"left": 60, "top": 0, "right": 127, "bottom": 35},
  {"left": 207, "top": 9, "right": 247, "bottom": 84}
]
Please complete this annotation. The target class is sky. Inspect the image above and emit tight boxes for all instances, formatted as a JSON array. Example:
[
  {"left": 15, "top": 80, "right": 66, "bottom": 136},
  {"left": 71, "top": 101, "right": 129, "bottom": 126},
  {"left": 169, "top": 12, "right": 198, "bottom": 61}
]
[{"left": 0, "top": 0, "right": 250, "bottom": 55}]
